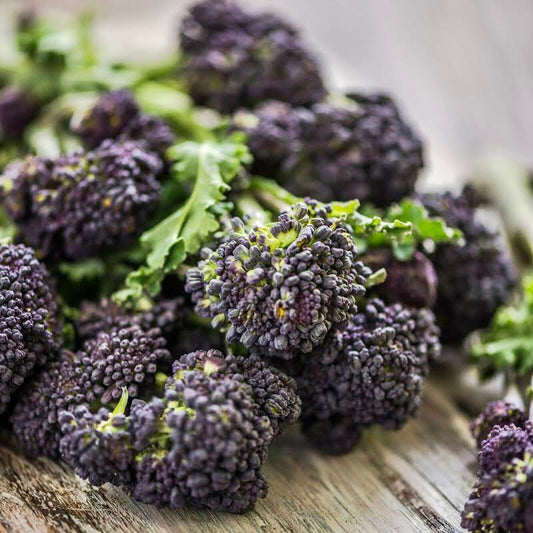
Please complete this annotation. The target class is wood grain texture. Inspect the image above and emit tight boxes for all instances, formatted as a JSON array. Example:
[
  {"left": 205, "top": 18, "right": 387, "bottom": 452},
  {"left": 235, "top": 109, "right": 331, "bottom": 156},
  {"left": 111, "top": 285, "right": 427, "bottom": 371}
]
[{"left": 0, "top": 383, "right": 475, "bottom": 533}]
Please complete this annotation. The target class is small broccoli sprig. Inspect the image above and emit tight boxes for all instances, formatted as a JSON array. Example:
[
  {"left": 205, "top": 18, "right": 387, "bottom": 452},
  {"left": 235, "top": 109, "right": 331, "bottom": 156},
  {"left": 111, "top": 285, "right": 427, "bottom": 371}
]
[
  {"left": 180, "top": 0, "right": 325, "bottom": 113},
  {"left": 471, "top": 274, "right": 533, "bottom": 389},
  {"left": 233, "top": 93, "right": 424, "bottom": 205},
  {"left": 71, "top": 89, "right": 175, "bottom": 157},
  {"left": 0, "top": 87, "right": 37, "bottom": 139},
  {"left": 292, "top": 298, "right": 440, "bottom": 454},
  {"left": 10, "top": 323, "right": 170, "bottom": 459},
  {"left": 0, "top": 242, "right": 61, "bottom": 413},
  {"left": 1, "top": 139, "right": 162, "bottom": 260},
  {"left": 421, "top": 187, "right": 517, "bottom": 342},
  {"left": 59, "top": 349, "right": 300, "bottom": 513},
  {"left": 470, "top": 400, "right": 530, "bottom": 448},
  {"left": 186, "top": 201, "right": 374, "bottom": 359},
  {"left": 462, "top": 402, "right": 533, "bottom": 532}
]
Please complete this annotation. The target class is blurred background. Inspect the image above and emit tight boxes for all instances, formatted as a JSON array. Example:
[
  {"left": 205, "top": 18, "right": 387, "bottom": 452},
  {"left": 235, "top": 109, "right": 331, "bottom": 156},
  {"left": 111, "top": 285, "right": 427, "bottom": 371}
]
[{"left": 0, "top": 0, "right": 532, "bottom": 187}]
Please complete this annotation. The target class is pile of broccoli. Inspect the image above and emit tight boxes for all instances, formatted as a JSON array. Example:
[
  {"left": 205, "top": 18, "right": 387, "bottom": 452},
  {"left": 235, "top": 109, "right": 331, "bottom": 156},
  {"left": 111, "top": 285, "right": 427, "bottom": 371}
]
[{"left": 0, "top": 0, "right": 521, "bottom": 517}]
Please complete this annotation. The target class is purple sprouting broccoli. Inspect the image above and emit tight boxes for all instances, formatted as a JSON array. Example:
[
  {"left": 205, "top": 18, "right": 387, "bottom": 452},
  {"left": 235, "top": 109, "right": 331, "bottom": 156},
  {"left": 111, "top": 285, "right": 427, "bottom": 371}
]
[
  {"left": 60, "top": 398, "right": 135, "bottom": 487},
  {"left": 10, "top": 324, "right": 170, "bottom": 459},
  {"left": 59, "top": 349, "right": 300, "bottom": 513},
  {"left": 462, "top": 403, "right": 533, "bottom": 532},
  {"left": 75, "top": 296, "right": 224, "bottom": 355},
  {"left": 0, "top": 243, "right": 61, "bottom": 414},
  {"left": 359, "top": 248, "right": 438, "bottom": 308},
  {"left": 233, "top": 93, "right": 424, "bottom": 206},
  {"left": 0, "top": 87, "right": 37, "bottom": 139},
  {"left": 301, "top": 415, "right": 363, "bottom": 456},
  {"left": 186, "top": 201, "right": 371, "bottom": 359},
  {"left": 179, "top": 0, "right": 325, "bottom": 113},
  {"left": 175, "top": 350, "right": 301, "bottom": 436},
  {"left": 470, "top": 400, "right": 529, "bottom": 448},
  {"left": 420, "top": 187, "right": 517, "bottom": 342},
  {"left": 1, "top": 139, "right": 162, "bottom": 260},
  {"left": 72, "top": 89, "right": 175, "bottom": 156},
  {"left": 294, "top": 299, "right": 441, "bottom": 454}
]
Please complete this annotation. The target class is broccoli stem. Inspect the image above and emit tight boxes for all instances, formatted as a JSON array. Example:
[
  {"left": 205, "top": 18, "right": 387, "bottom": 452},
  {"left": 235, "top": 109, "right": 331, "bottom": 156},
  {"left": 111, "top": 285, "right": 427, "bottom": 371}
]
[
  {"left": 249, "top": 176, "right": 301, "bottom": 213},
  {"left": 234, "top": 192, "right": 271, "bottom": 225},
  {"left": 472, "top": 156, "right": 533, "bottom": 265}
]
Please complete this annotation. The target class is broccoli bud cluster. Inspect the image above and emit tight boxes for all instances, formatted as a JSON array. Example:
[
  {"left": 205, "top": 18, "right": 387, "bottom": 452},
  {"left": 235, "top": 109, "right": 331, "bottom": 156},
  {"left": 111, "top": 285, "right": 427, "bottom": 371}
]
[
  {"left": 59, "top": 349, "right": 300, "bottom": 513},
  {"left": 295, "top": 299, "right": 441, "bottom": 454},
  {"left": 0, "top": 86, "right": 37, "bottom": 139},
  {"left": 462, "top": 402, "right": 533, "bottom": 532},
  {"left": 76, "top": 296, "right": 224, "bottom": 356},
  {"left": 179, "top": 0, "right": 325, "bottom": 113},
  {"left": 233, "top": 94, "right": 424, "bottom": 205},
  {"left": 0, "top": 243, "right": 61, "bottom": 413},
  {"left": 73, "top": 89, "right": 175, "bottom": 156},
  {"left": 10, "top": 324, "right": 170, "bottom": 458},
  {"left": 2, "top": 139, "right": 162, "bottom": 260},
  {"left": 186, "top": 202, "right": 371, "bottom": 359},
  {"left": 420, "top": 187, "right": 517, "bottom": 341}
]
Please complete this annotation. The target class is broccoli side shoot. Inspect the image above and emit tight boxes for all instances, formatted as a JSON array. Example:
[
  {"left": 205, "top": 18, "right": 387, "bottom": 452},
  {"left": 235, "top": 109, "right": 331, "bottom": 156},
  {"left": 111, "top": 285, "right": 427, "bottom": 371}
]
[
  {"left": 0, "top": 243, "right": 61, "bottom": 413},
  {"left": 2, "top": 140, "right": 162, "bottom": 260},
  {"left": 186, "top": 201, "right": 372, "bottom": 359},
  {"left": 72, "top": 89, "right": 175, "bottom": 157},
  {"left": 420, "top": 187, "right": 517, "bottom": 341},
  {"left": 462, "top": 402, "right": 533, "bottom": 532},
  {"left": 10, "top": 324, "right": 170, "bottom": 458},
  {"left": 295, "top": 299, "right": 441, "bottom": 454},
  {"left": 59, "top": 349, "right": 300, "bottom": 513},
  {"left": 233, "top": 93, "right": 424, "bottom": 205},
  {"left": 180, "top": 0, "right": 325, "bottom": 113}
]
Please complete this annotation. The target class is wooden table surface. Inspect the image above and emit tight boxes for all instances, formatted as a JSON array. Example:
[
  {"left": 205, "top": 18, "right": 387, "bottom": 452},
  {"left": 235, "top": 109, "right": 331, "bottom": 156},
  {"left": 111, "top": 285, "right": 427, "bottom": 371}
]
[{"left": 0, "top": 382, "right": 475, "bottom": 533}]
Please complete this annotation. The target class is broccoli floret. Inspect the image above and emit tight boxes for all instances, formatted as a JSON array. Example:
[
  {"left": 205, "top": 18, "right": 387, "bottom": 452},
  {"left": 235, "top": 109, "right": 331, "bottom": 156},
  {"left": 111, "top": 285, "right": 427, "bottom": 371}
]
[
  {"left": 72, "top": 89, "right": 175, "bottom": 156},
  {"left": 2, "top": 139, "right": 162, "bottom": 260},
  {"left": 76, "top": 296, "right": 224, "bottom": 355},
  {"left": 294, "top": 299, "right": 440, "bottom": 453},
  {"left": 462, "top": 409, "right": 533, "bottom": 532},
  {"left": 179, "top": 0, "right": 325, "bottom": 113},
  {"left": 10, "top": 324, "right": 170, "bottom": 458},
  {"left": 360, "top": 249, "right": 438, "bottom": 308},
  {"left": 175, "top": 350, "right": 301, "bottom": 436},
  {"left": 0, "top": 243, "right": 60, "bottom": 413},
  {"left": 60, "top": 398, "right": 135, "bottom": 487},
  {"left": 76, "top": 297, "right": 185, "bottom": 345},
  {"left": 186, "top": 202, "right": 371, "bottom": 359},
  {"left": 301, "top": 415, "right": 363, "bottom": 456},
  {"left": 470, "top": 400, "right": 529, "bottom": 448},
  {"left": 478, "top": 423, "right": 533, "bottom": 473},
  {"left": 233, "top": 94, "right": 424, "bottom": 205},
  {"left": 0, "top": 87, "right": 37, "bottom": 139},
  {"left": 420, "top": 187, "right": 517, "bottom": 341},
  {"left": 59, "top": 349, "right": 299, "bottom": 513}
]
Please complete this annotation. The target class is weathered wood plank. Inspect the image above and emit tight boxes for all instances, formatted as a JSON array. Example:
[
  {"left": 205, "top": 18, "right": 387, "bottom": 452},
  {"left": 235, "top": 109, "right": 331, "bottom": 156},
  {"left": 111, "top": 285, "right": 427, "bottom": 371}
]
[{"left": 0, "top": 383, "right": 474, "bottom": 533}]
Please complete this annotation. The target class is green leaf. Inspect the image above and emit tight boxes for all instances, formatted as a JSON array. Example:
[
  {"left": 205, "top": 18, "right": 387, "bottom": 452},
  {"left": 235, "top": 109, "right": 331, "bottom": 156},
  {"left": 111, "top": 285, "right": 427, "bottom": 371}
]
[
  {"left": 114, "top": 137, "right": 251, "bottom": 306},
  {"left": 362, "top": 199, "right": 463, "bottom": 260},
  {"left": 471, "top": 274, "right": 533, "bottom": 379},
  {"left": 249, "top": 176, "right": 413, "bottom": 246}
]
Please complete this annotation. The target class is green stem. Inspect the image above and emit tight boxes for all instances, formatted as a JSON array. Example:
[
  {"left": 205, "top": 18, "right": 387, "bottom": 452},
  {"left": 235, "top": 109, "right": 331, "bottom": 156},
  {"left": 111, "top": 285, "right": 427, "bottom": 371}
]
[
  {"left": 234, "top": 192, "right": 271, "bottom": 225},
  {"left": 472, "top": 156, "right": 533, "bottom": 265},
  {"left": 249, "top": 176, "right": 300, "bottom": 214}
]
